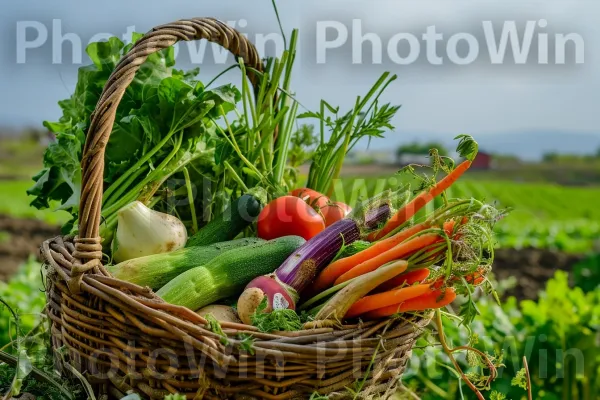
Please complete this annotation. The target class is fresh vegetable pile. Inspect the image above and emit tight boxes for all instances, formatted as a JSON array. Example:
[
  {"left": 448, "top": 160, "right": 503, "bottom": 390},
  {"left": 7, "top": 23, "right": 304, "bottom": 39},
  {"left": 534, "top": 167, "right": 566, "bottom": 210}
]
[
  {"left": 94, "top": 134, "right": 497, "bottom": 331},
  {"left": 29, "top": 30, "right": 504, "bottom": 399}
]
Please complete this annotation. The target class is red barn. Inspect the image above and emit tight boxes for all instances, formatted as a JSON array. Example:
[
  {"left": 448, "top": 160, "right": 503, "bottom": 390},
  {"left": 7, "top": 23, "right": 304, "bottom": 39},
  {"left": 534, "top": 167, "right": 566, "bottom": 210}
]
[{"left": 471, "top": 151, "right": 492, "bottom": 169}]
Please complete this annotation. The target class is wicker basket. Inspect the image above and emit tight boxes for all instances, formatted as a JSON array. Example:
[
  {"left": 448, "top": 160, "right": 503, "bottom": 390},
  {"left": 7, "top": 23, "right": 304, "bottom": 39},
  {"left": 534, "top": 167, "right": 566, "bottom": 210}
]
[{"left": 41, "top": 18, "right": 431, "bottom": 400}]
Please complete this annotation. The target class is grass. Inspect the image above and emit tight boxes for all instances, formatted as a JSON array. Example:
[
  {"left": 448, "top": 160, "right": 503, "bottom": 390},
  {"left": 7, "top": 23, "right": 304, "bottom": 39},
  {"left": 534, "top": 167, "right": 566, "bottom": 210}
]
[
  {"left": 0, "top": 180, "right": 70, "bottom": 225},
  {"left": 0, "top": 138, "right": 71, "bottom": 225},
  {"left": 448, "top": 180, "right": 600, "bottom": 252},
  {"left": 0, "top": 139, "right": 46, "bottom": 179}
]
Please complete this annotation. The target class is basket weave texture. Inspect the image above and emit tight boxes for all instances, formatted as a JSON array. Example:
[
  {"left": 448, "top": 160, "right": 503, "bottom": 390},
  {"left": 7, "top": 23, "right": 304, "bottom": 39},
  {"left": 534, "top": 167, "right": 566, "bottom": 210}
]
[{"left": 41, "top": 18, "right": 431, "bottom": 400}]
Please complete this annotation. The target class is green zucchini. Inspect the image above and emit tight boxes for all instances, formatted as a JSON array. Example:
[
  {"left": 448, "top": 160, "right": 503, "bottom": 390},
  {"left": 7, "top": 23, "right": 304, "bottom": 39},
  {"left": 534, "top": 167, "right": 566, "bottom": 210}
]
[
  {"left": 186, "top": 190, "right": 265, "bottom": 248},
  {"left": 157, "top": 235, "right": 305, "bottom": 310},
  {"left": 107, "top": 238, "right": 264, "bottom": 290}
]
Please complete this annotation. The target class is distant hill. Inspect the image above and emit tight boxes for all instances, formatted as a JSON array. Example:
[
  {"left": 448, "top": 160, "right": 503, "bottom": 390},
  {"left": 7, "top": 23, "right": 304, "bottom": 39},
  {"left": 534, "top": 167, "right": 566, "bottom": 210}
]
[{"left": 367, "top": 131, "right": 600, "bottom": 161}]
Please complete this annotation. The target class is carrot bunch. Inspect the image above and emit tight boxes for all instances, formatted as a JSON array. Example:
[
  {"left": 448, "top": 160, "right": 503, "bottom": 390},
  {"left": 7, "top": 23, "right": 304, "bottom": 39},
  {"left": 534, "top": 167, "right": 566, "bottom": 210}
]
[
  {"left": 301, "top": 136, "right": 497, "bottom": 324},
  {"left": 312, "top": 216, "right": 462, "bottom": 292},
  {"left": 312, "top": 156, "right": 474, "bottom": 294},
  {"left": 346, "top": 283, "right": 455, "bottom": 318}
]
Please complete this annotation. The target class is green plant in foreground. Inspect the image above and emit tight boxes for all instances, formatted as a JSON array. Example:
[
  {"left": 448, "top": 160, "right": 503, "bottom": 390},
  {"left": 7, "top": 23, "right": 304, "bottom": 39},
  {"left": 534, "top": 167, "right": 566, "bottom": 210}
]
[
  {"left": 0, "top": 257, "right": 46, "bottom": 348},
  {"left": 405, "top": 270, "right": 600, "bottom": 399}
]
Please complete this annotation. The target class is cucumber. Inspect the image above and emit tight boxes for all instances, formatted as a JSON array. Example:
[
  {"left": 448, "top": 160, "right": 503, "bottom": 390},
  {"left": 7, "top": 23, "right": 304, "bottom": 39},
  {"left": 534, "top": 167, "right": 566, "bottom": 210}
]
[
  {"left": 157, "top": 236, "right": 305, "bottom": 310},
  {"left": 107, "top": 238, "right": 264, "bottom": 290},
  {"left": 186, "top": 192, "right": 264, "bottom": 248}
]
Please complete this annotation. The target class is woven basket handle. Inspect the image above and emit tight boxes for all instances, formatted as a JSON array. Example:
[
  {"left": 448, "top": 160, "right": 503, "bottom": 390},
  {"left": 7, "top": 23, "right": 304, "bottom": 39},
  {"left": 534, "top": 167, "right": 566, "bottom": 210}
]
[{"left": 76, "top": 18, "right": 263, "bottom": 261}]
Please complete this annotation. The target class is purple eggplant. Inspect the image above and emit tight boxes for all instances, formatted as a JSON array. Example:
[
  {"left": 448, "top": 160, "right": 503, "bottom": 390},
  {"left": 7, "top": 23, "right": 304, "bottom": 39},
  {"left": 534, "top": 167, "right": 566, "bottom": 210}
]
[
  {"left": 364, "top": 203, "right": 391, "bottom": 230},
  {"left": 275, "top": 218, "right": 360, "bottom": 293},
  {"left": 239, "top": 218, "right": 360, "bottom": 321}
]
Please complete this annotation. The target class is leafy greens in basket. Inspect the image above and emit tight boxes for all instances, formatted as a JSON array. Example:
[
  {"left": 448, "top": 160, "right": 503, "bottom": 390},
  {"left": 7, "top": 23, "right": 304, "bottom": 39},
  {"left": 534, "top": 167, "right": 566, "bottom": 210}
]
[{"left": 28, "top": 34, "right": 242, "bottom": 242}]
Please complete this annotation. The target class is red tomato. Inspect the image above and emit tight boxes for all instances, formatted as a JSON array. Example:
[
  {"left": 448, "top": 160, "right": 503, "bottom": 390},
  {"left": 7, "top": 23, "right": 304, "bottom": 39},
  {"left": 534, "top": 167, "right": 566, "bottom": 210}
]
[
  {"left": 320, "top": 201, "right": 352, "bottom": 227},
  {"left": 289, "top": 188, "right": 330, "bottom": 209},
  {"left": 258, "top": 196, "right": 326, "bottom": 240}
]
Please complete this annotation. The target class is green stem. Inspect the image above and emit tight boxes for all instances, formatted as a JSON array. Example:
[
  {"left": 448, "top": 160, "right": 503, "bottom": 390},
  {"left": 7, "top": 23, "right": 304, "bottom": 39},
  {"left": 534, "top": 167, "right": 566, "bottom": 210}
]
[
  {"left": 102, "top": 129, "right": 177, "bottom": 202},
  {"left": 101, "top": 190, "right": 137, "bottom": 221},
  {"left": 216, "top": 112, "right": 266, "bottom": 183},
  {"left": 0, "top": 351, "right": 74, "bottom": 400},
  {"left": 240, "top": 62, "right": 258, "bottom": 125},
  {"left": 205, "top": 64, "right": 239, "bottom": 89},
  {"left": 147, "top": 196, "right": 160, "bottom": 209},
  {"left": 278, "top": 30, "right": 298, "bottom": 111},
  {"left": 255, "top": 66, "right": 270, "bottom": 118},
  {"left": 434, "top": 310, "right": 486, "bottom": 400},
  {"left": 224, "top": 160, "right": 249, "bottom": 192},
  {"left": 319, "top": 100, "right": 325, "bottom": 146},
  {"left": 273, "top": 101, "right": 299, "bottom": 185},
  {"left": 103, "top": 164, "right": 149, "bottom": 208},
  {"left": 270, "top": 0, "right": 287, "bottom": 49},
  {"left": 355, "top": 72, "right": 395, "bottom": 129},
  {"left": 101, "top": 133, "right": 183, "bottom": 218},
  {"left": 182, "top": 167, "right": 198, "bottom": 234},
  {"left": 407, "top": 242, "right": 447, "bottom": 265}
]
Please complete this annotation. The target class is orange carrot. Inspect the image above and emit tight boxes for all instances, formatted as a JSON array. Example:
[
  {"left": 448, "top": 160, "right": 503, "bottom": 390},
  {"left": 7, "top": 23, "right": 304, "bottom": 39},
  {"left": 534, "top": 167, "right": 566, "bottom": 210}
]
[
  {"left": 430, "top": 278, "right": 445, "bottom": 290},
  {"left": 366, "top": 219, "right": 432, "bottom": 242},
  {"left": 443, "top": 219, "right": 456, "bottom": 236},
  {"left": 345, "top": 283, "right": 434, "bottom": 318},
  {"left": 464, "top": 267, "right": 487, "bottom": 286},
  {"left": 430, "top": 266, "right": 487, "bottom": 289},
  {"left": 375, "top": 268, "right": 431, "bottom": 293},
  {"left": 364, "top": 288, "right": 457, "bottom": 319},
  {"left": 312, "top": 221, "right": 434, "bottom": 293},
  {"left": 370, "top": 160, "right": 472, "bottom": 241},
  {"left": 334, "top": 233, "right": 441, "bottom": 286},
  {"left": 307, "top": 260, "right": 409, "bottom": 325}
]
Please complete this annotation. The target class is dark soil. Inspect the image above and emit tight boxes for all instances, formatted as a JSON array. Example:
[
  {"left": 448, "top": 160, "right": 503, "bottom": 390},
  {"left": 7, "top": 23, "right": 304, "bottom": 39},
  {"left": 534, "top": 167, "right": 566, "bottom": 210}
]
[
  {"left": 0, "top": 214, "right": 60, "bottom": 281},
  {"left": 493, "top": 247, "right": 586, "bottom": 300}
]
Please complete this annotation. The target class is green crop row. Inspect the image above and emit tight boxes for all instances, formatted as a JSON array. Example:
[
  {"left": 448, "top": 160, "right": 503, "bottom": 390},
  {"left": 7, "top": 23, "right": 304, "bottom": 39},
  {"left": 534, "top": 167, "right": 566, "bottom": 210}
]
[
  {"left": 336, "top": 177, "right": 600, "bottom": 252},
  {"left": 448, "top": 180, "right": 600, "bottom": 252}
]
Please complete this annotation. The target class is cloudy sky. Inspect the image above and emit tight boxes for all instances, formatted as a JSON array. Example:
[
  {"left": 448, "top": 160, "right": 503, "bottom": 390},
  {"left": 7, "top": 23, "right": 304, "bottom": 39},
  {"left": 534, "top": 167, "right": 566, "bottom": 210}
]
[{"left": 1, "top": 0, "right": 598, "bottom": 153}]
